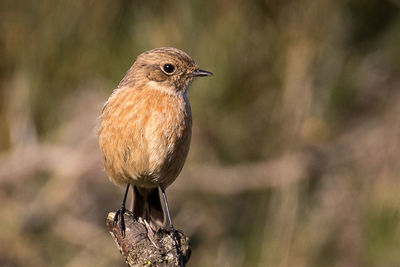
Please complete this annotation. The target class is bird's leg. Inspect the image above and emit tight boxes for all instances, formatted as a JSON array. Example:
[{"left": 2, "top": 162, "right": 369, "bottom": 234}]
[
  {"left": 114, "top": 183, "right": 130, "bottom": 237},
  {"left": 160, "top": 187, "right": 174, "bottom": 230},
  {"left": 160, "top": 188, "right": 181, "bottom": 242},
  {"left": 160, "top": 187, "right": 185, "bottom": 267}
]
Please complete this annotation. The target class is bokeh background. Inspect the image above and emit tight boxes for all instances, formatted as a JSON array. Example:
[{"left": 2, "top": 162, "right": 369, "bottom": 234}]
[{"left": 1, "top": 0, "right": 400, "bottom": 266}]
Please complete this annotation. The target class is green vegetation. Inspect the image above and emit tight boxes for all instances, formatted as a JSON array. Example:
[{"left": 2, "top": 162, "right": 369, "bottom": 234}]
[{"left": 0, "top": 0, "right": 399, "bottom": 266}]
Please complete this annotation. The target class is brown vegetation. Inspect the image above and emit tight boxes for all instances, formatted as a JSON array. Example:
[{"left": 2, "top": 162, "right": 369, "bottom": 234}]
[{"left": 1, "top": 0, "right": 400, "bottom": 266}]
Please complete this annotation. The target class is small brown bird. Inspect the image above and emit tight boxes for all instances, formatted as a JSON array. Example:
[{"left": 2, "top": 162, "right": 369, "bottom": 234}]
[{"left": 98, "top": 47, "right": 212, "bottom": 234}]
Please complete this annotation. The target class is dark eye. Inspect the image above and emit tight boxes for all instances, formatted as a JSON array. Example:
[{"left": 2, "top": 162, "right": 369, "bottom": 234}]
[{"left": 162, "top": 64, "right": 175, "bottom": 74}]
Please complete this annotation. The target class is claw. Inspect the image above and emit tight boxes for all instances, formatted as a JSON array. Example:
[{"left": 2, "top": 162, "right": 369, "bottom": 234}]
[
  {"left": 169, "top": 227, "right": 185, "bottom": 267},
  {"left": 114, "top": 184, "right": 130, "bottom": 238},
  {"left": 114, "top": 207, "right": 126, "bottom": 237}
]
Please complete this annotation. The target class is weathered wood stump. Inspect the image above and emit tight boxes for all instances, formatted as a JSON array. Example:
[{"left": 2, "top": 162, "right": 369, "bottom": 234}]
[{"left": 106, "top": 211, "right": 191, "bottom": 267}]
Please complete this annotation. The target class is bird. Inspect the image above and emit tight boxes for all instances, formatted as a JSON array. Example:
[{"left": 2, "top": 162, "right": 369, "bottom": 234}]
[{"left": 98, "top": 47, "right": 212, "bottom": 235}]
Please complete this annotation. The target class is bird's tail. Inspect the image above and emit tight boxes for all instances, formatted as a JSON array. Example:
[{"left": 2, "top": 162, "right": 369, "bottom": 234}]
[{"left": 132, "top": 186, "right": 166, "bottom": 230}]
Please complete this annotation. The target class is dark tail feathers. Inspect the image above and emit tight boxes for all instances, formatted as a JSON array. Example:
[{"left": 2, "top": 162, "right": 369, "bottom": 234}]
[{"left": 132, "top": 186, "right": 166, "bottom": 230}]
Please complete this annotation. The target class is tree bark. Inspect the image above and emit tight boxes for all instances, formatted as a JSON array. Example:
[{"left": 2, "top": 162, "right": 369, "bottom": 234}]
[{"left": 106, "top": 211, "right": 191, "bottom": 267}]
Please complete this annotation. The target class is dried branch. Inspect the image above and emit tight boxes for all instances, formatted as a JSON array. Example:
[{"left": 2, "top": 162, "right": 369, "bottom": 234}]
[{"left": 106, "top": 211, "right": 191, "bottom": 267}]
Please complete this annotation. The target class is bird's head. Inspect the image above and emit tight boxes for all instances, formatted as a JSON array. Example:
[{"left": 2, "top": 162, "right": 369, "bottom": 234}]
[{"left": 119, "top": 47, "right": 213, "bottom": 94}]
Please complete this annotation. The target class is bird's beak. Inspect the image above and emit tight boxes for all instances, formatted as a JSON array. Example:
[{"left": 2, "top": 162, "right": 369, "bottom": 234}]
[{"left": 190, "top": 69, "right": 214, "bottom": 77}]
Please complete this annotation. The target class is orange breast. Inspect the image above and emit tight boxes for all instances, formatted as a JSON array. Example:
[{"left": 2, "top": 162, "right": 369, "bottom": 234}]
[{"left": 98, "top": 87, "right": 192, "bottom": 188}]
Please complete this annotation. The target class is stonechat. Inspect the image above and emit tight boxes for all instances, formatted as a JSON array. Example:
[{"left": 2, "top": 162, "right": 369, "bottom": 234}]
[{"left": 98, "top": 47, "right": 212, "bottom": 235}]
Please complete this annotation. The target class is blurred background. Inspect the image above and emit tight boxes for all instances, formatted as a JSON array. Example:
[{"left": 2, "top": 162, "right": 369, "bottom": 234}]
[{"left": 1, "top": 0, "right": 400, "bottom": 266}]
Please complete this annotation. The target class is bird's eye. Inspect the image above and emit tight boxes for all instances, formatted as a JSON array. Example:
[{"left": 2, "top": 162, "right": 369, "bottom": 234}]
[{"left": 162, "top": 64, "right": 175, "bottom": 74}]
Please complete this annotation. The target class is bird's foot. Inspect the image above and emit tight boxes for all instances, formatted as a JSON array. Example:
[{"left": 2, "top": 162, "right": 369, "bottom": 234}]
[
  {"left": 169, "top": 227, "right": 186, "bottom": 267},
  {"left": 113, "top": 206, "right": 127, "bottom": 237},
  {"left": 170, "top": 226, "right": 178, "bottom": 239}
]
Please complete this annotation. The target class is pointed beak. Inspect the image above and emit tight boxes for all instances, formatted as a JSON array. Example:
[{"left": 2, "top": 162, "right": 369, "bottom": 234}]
[{"left": 190, "top": 69, "right": 214, "bottom": 77}]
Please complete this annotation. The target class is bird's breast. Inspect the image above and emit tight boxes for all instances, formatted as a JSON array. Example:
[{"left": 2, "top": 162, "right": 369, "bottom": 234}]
[{"left": 99, "top": 87, "right": 192, "bottom": 187}]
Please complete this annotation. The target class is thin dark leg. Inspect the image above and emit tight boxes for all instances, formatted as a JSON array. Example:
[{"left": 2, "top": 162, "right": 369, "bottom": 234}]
[
  {"left": 114, "top": 183, "right": 130, "bottom": 237},
  {"left": 160, "top": 187, "right": 184, "bottom": 267},
  {"left": 160, "top": 187, "right": 174, "bottom": 229}
]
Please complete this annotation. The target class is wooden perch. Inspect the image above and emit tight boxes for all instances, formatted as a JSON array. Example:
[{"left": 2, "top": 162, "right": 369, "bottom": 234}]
[{"left": 106, "top": 211, "right": 191, "bottom": 267}]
